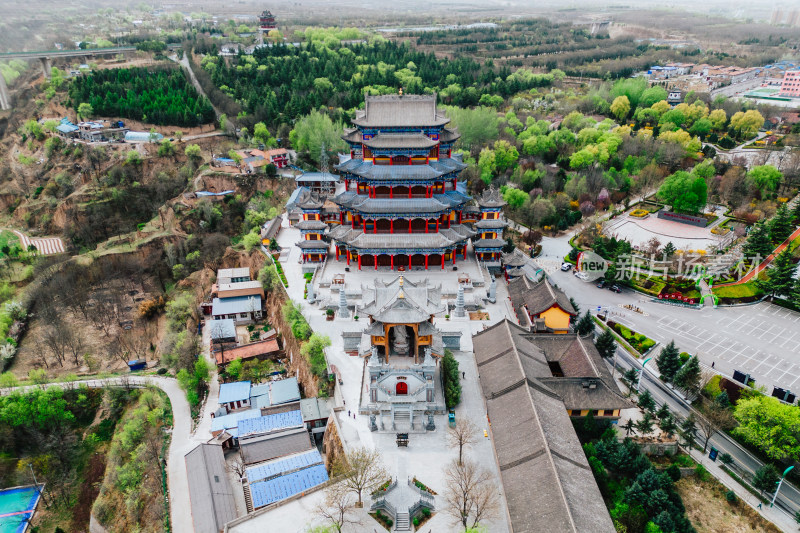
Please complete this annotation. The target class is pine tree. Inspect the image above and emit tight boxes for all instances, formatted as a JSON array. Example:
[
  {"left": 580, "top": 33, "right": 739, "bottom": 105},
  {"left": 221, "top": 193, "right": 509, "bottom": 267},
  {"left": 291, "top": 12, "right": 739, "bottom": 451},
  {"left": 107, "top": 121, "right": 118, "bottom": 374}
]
[
  {"left": 768, "top": 203, "right": 795, "bottom": 244},
  {"left": 792, "top": 199, "right": 800, "bottom": 225},
  {"left": 659, "top": 414, "right": 677, "bottom": 438},
  {"left": 621, "top": 368, "right": 640, "bottom": 397},
  {"left": 743, "top": 222, "right": 773, "bottom": 262},
  {"left": 655, "top": 341, "right": 682, "bottom": 383},
  {"left": 680, "top": 415, "right": 697, "bottom": 448},
  {"left": 638, "top": 389, "right": 656, "bottom": 413},
  {"left": 622, "top": 418, "right": 636, "bottom": 436},
  {"left": 655, "top": 402, "right": 671, "bottom": 422},
  {"left": 635, "top": 412, "right": 655, "bottom": 437},
  {"left": 674, "top": 355, "right": 701, "bottom": 394},
  {"left": 757, "top": 248, "right": 798, "bottom": 297},
  {"left": 595, "top": 329, "right": 617, "bottom": 358},
  {"left": 576, "top": 311, "right": 595, "bottom": 336},
  {"left": 662, "top": 241, "right": 676, "bottom": 259}
]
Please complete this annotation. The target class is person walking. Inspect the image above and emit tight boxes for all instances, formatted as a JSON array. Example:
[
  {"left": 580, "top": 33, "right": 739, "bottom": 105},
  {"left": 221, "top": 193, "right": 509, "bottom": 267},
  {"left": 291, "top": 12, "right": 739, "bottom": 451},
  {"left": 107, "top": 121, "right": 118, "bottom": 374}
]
[
  {"left": 462, "top": 371, "right": 465, "bottom": 379},
  {"left": 711, "top": 361, "right": 715, "bottom": 368},
  {"left": 348, "top": 410, "right": 351, "bottom": 417}
]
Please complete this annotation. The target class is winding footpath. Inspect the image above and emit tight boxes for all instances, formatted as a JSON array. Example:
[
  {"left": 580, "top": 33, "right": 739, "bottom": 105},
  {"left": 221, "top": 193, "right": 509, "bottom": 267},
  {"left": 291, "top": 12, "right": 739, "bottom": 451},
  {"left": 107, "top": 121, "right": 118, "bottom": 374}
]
[{"left": 1, "top": 375, "right": 196, "bottom": 532}]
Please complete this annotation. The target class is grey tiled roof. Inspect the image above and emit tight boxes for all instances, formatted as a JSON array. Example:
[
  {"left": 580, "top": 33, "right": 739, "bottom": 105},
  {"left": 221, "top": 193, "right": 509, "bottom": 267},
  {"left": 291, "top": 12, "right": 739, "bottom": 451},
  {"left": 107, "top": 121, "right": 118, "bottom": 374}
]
[
  {"left": 439, "top": 128, "right": 461, "bottom": 143},
  {"left": 295, "top": 188, "right": 324, "bottom": 209},
  {"left": 335, "top": 158, "right": 467, "bottom": 180},
  {"left": 362, "top": 133, "right": 438, "bottom": 149},
  {"left": 508, "top": 277, "right": 576, "bottom": 316},
  {"left": 476, "top": 218, "right": 508, "bottom": 229},
  {"left": 296, "top": 240, "right": 330, "bottom": 250},
  {"left": 239, "top": 427, "right": 313, "bottom": 465},
  {"left": 294, "top": 220, "right": 329, "bottom": 231},
  {"left": 502, "top": 249, "right": 529, "bottom": 267},
  {"left": 352, "top": 94, "right": 450, "bottom": 127},
  {"left": 361, "top": 276, "right": 446, "bottom": 322},
  {"left": 330, "top": 226, "right": 474, "bottom": 250},
  {"left": 185, "top": 444, "right": 238, "bottom": 533},
  {"left": 342, "top": 128, "right": 362, "bottom": 143},
  {"left": 472, "top": 320, "right": 616, "bottom": 533},
  {"left": 337, "top": 195, "right": 452, "bottom": 214},
  {"left": 472, "top": 238, "right": 506, "bottom": 249},
  {"left": 477, "top": 187, "right": 507, "bottom": 208}
]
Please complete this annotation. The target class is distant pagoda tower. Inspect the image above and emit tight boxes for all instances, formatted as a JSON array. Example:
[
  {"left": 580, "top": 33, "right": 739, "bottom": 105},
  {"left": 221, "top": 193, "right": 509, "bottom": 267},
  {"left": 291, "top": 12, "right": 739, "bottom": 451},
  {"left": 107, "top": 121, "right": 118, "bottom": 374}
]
[
  {"left": 329, "top": 94, "right": 476, "bottom": 271},
  {"left": 473, "top": 187, "right": 508, "bottom": 266},
  {"left": 259, "top": 9, "right": 277, "bottom": 31}
]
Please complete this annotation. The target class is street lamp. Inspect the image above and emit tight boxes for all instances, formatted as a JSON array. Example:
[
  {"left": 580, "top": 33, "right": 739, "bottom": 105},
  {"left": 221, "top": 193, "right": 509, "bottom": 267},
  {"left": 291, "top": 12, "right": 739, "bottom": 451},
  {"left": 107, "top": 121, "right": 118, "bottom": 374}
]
[
  {"left": 770, "top": 465, "right": 794, "bottom": 508},
  {"left": 636, "top": 357, "right": 652, "bottom": 392}
]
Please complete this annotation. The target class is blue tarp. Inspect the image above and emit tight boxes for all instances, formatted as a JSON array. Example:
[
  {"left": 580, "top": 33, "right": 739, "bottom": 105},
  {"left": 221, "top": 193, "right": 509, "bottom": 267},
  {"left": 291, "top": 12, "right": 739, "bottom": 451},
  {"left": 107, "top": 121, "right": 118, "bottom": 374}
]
[
  {"left": 238, "top": 410, "right": 303, "bottom": 437},
  {"left": 246, "top": 449, "right": 323, "bottom": 484},
  {"left": 250, "top": 464, "right": 329, "bottom": 509},
  {"left": 218, "top": 381, "right": 251, "bottom": 404}
]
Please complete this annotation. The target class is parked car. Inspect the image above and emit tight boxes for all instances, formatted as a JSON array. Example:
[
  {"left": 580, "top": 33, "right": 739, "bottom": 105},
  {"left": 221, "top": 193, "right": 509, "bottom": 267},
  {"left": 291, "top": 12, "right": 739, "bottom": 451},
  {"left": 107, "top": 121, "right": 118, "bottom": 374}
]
[
  {"left": 575, "top": 272, "right": 589, "bottom": 281},
  {"left": 596, "top": 280, "right": 606, "bottom": 288},
  {"left": 561, "top": 263, "right": 572, "bottom": 271},
  {"left": 608, "top": 285, "right": 621, "bottom": 293}
]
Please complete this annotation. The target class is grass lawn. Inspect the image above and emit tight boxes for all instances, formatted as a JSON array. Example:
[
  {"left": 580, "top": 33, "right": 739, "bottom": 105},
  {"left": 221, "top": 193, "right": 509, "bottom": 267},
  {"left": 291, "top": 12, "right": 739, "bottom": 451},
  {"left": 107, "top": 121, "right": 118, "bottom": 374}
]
[
  {"left": 0, "top": 230, "right": 20, "bottom": 253},
  {"left": 675, "top": 477, "right": 780, "bottom": 533},
  {"left": 712, "top": 282, "right": 764, "bottom": 299}
]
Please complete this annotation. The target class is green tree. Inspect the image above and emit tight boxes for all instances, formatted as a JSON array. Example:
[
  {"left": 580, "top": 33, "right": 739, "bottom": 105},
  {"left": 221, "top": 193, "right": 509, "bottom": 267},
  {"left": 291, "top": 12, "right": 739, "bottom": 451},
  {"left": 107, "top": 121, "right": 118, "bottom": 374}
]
[
  {"left": 743, "top": 222, "right": 773, "bottom": 260},
  {"left": 730, "top": 109, "right": 764, "bottom": 138},
  {"left": 185, "top": 143, "right": 202, "bottom": 162},
  {"left": 289, "top": 110, "right": 346, "bottom": 164},
  {"left": 708, "top": 109, "right": 727, "bottom": 130},
  {"left": 301, "top": 333, "right": 331, "bottom": 377},
  {"left": 157, "top": 140, "right": 175, "bottom": 157},
  {"left": 638, "top": 86, "right": 667, "bottom": 108},
  {"left": 595, "top": 329, "right": 616, "bottom": 358},
  {"left": 477, "top": 148, "right": 496, "bottom": 184},
  {"left": 747, "top": 165, "right": 782, "bottom": 193},
  {"left": 680, "top": 414, "right": 697, "bottom": 448},
  {"left": 610, "top": 95, "right": 631, "bottom": 122},
  {"left": 444, "top": 106, "right": 499, "bottom": 150},
  {"left": 501, "top": 187, "right": 527, "bottom": 209},
  {"left": 655, "top": 341, "right": 682, "bottom": 383},
  {"left": 253, "top": 121, "right": 276, "bottom": 147},
  {"left": 673, "top": 355, "right": 701, "bottom": 394},
  {"left": 734, "top": 395, "right": 800, "bottom": 462},
  {"left": 638, "top": 389, "right": 656, "bottom": 413},
  {"left": 493, "top": 140, "right": 519, "bottom": 173},
  {"left": 757, "top": 249, "right": 798, "bottom": 298},
  {"left": 768, "top": 203, "right": 795, "bottom": 244},
  {"left": 226, "top": 359, "right": 243, "bottom": 380},
  {"left": 442, "top": 349, "right": 461, "bottom": 409},
  {"left": 77, "top": 102, "right": 93, "bottom": 120},
  {"left": 752, "top": 464, "right": 780, "bottom": 497},
  {"left": 657, "top": 171, "right": 707, "bottom": 215},
  {"left": 576, "top": 311, "right": 595, "bottom": 336}
]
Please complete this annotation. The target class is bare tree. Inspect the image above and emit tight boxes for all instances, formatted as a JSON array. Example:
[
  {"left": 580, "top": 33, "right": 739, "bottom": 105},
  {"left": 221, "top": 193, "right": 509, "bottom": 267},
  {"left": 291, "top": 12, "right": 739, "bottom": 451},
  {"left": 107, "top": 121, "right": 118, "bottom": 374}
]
[
  {"left": 226, "top": 454, "right": 247, "bottom": 482},
  {"left": 448, "top": 419, "right": 477, "bottom": 466},
  {"left": 316, "top": 483, "right": 360, "bottom": 533},
  {"left": 330, "top": 447, "right": 389, "bottom": 508},
  {"left": 444, "top": 458, "right": 500, "bottom": 530},
  {"left": 695, "top": 400, "right": 735, "bottom": 453},
  {"left": 41, "top": 318, "right": 74, "bottom": 367}
]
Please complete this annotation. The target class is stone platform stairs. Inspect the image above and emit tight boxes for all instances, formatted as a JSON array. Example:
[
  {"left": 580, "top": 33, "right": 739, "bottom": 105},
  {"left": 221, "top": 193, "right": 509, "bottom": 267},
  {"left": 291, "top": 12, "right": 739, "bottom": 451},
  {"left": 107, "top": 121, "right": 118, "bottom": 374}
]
[{"left": 394, "top": 511, "right": 410, "bottom": 531}]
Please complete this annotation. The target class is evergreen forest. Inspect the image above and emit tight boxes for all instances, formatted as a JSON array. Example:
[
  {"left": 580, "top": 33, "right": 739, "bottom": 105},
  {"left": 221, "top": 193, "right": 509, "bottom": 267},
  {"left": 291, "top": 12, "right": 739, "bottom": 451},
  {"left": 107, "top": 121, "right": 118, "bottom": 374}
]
[
  {"left": 68, "top": 67, "right": 215, "bottom": 127},
  {"left": 201, "top": 39, "right": 557, "bottom": 128}
]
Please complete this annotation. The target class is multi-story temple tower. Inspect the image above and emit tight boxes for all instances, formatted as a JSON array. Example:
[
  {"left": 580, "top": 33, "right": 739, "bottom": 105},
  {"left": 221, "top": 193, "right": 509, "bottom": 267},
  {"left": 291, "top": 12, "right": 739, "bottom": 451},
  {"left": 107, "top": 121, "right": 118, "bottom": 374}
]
[{"left": 329, "top": 94, "right": 476, "bottom": 271}]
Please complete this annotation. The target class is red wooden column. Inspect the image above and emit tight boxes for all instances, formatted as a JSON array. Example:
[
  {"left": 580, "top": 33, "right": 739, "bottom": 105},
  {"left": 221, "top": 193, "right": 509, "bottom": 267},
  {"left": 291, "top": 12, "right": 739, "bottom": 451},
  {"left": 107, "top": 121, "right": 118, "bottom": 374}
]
[
  {"left": 409, "top": 220, "right": 413, "bottom": 234},
  {"left": 390, "top": 187, "right": 393, "bottom": 199},
  {"left": 375, "top": 255, "right": 378, "bottom": 270},
  {"left": 391, "top": 255, "right": 394, "bottom": 270},
  {"left": 425, "top": 254, "right": 429, "bottom": 270},
  {"left": 346, "top": 250, "right": 350, "bottom": 266},
  {"left": 374, "top": 219, "right": 377, "bottom": 234},
  {"left": 408, "top": 187, "right": 412, "bottom": 199},
  {"left": 335, "top": 245, "right": 339, "bottom": 260},
  {"left": 453, "top": 251, "right": 457, "bottom": 265},
  {"left": 441, "top": 254, "right": 445, "bottom": 269},
  {"left": 357, "top": 255, "right": 361, "bottom": 270},
  {"left": 426, "top": 220, "right": 429, "bottom": 234},
  {"left": 436, "top": 219, "right": 439, "bottom": 232},
  {"left": 351, "top": 216, "right": 355, "bottom": 229},
  {"left": 390, "top": 219, "right": 394, "bottom": 233}
]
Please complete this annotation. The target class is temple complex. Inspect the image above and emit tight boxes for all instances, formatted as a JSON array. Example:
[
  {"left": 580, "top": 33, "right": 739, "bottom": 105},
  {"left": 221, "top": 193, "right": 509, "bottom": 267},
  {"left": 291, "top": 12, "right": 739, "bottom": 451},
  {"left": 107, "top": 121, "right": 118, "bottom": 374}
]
[
  {"left": 329, "top": 94, "right": 480, "bottom": 270},
  {"left": 344, "top": 276, "right": 448, "bottom": 431}
]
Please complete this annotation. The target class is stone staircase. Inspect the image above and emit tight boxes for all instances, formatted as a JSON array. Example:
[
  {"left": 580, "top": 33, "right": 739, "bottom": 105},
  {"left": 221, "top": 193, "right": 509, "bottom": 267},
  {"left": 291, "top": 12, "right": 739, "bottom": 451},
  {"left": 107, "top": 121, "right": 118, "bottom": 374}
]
[
  {"left": 243, "top": 483, "right": 254, "bottom": 513},
  {"left": 392, "top": 408, "right": 411, "bottom": 431},
  {"left": 394, "top": 511, "right": 410, "bottom": 531}
]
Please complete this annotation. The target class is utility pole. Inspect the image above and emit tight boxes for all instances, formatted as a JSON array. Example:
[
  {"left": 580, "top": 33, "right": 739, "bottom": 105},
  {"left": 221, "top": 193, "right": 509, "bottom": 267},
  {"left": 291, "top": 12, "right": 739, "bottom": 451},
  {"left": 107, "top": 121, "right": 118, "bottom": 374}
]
[
  {"left": 770, "top": 465, "right": 794, "bottom": 508},
  {"left": 636, "top": 357, "right": 652, "bottom": 392}
]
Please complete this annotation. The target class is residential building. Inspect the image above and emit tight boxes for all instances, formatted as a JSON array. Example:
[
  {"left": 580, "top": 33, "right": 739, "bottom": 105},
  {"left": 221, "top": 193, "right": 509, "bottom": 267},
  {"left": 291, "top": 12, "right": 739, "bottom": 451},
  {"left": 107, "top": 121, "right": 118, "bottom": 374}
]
[
  {"left": 77, "top": 120, "right": 128, "bottom": 142},
  {"left": 217, "top": 267, "right": 252, "bottom": 284},
  {"left": 245, "top": 450, "right": 329, "bottom": 511},
  {"left": 472, "top": 319, "right": 629, "bottom": 533},
  {"left": 218, "top": 381, "right": 252, "bottom": 413},
  {"left": 214, "top": 280, "right": 265, "bottom": 300},
  {"left": 211, "top": 295, "right": 263, "bottom": 323},
  {"left": 210, "top": 318, "right": 237, "bottom": 345},
  {"left": 294, "top": 172, "right": 340, "bottom": 195},
  {"left": 508, "top": 277, "right": 577, "bottom": 334},
  {"left": 213, "top": 338, "right": 280, "bottom": 367},
  {"left": 779, "top": 70, "right": 800, "bottom": 98},
  {"left": 299, "top": 397, "right": 331, "bottom": 434},
  {"left": 260, "top": 217, "right": 281, "bottom": 247},
  {"left": 667, "top": 90, "right": 683, "bottom": 105},
  {"left": 184, "top": 443, "right": 237, "bottom": 533}
]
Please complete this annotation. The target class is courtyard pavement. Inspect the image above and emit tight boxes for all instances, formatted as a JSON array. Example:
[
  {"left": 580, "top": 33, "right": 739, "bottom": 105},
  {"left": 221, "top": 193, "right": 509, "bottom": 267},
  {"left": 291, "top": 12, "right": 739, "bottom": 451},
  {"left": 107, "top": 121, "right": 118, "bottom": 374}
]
[
  {"left": 604, "top": 205, "right": 729, "bottom": 252},
  {"left": 229, "top": 215, "right": 514, "bottom": 532}
]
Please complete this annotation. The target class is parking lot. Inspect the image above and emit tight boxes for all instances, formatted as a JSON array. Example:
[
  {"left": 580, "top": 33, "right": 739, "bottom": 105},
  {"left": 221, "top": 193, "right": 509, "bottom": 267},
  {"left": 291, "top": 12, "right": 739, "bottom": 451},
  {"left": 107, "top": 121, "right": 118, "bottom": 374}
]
[{"left": 651, "top": 303, "right": 800, "bottom": 391}]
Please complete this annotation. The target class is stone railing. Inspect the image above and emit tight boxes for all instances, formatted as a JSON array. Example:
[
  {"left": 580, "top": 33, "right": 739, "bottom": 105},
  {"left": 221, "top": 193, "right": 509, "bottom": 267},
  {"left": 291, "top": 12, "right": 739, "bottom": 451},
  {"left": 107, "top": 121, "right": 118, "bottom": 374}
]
[{"left": 370, "top": 497, "right": 397, "bottom": 523}]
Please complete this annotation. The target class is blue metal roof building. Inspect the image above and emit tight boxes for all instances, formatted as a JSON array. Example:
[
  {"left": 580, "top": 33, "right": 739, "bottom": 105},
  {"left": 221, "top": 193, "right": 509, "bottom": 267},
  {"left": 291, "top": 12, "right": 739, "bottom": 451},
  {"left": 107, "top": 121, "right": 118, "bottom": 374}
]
[
  {"left": 246, "top": 449, "right": 323, "bottom": 484},
  {"left": 249, "top": 464, "right": 329, "bottom": 510},
  {"left": 218, "top": 381, "right": 251, "bottom": 404},
  {"left": 269, "top": 377, "right": 301, "bottom": 405},
  {"left": 210, "top": 319, "right": 236, "bottom": 341},
  {"left": 238, "top": 410, "right": 303, "bottom": 438},
  {"left": 211, "top": 295, "right": 262, "bottom": 316},
  {"left": 210, "top": 408, "right": 261, "bottom": 437}
]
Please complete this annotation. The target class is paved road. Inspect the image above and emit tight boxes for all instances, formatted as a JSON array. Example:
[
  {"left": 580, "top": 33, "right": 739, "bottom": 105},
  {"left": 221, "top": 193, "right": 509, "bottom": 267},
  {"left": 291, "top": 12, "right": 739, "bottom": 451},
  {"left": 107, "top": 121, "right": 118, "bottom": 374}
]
[
  {"left": 0, "top": 375, "right": 195, "bottom": 533},
  {"left": 538, "top": 233, "right": 800, "bottom": 394},
  {"left": 613, "top": 348, "right": 800, "bottom": 526}
]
